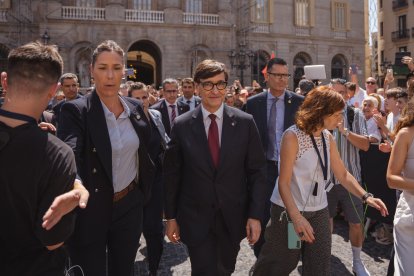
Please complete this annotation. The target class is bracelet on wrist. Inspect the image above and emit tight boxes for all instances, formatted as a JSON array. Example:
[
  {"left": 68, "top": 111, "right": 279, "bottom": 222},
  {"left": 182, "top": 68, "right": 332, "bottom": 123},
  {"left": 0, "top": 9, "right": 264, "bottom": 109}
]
[{"left": 362, "top": 192, "right": 374, "bottom": 203}]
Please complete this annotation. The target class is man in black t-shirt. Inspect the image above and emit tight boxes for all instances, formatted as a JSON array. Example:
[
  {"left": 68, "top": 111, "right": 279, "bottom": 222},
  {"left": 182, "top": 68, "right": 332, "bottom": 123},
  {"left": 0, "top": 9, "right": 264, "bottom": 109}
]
[{"left": 0, "top": 42, "right": 88, "bottom": 276}]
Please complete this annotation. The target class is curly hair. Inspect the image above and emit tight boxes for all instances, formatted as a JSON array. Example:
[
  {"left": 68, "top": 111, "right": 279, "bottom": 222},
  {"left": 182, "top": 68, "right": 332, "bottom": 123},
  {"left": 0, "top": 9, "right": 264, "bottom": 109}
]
[
  {"left": 393, "top": 100, "right": 414, "bottom": 137},
  {"left": 296, "top": 86, "right": 345, "bottom": 135}
]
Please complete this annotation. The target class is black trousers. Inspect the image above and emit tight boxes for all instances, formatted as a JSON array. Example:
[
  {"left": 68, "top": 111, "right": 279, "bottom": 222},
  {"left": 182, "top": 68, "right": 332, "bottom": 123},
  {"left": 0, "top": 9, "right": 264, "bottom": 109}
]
[
  {"left": 69, "top": 187, "right": 143, "bottom": 276},
  {"left": 254, "top": 160, "right": 279, "bottom": 257},
  {"left": 187, "top": 211, "right": 241, "bottom": 276},
  {"left": 143, "top": 171, "right": 164, "bottom": 273}
]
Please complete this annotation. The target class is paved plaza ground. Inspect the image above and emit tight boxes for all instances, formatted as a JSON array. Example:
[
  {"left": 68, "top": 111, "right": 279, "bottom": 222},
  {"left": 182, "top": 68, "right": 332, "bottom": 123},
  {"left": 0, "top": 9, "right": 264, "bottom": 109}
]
[{"left": 134, "top": 218, "right": 392, "bottom": 275}]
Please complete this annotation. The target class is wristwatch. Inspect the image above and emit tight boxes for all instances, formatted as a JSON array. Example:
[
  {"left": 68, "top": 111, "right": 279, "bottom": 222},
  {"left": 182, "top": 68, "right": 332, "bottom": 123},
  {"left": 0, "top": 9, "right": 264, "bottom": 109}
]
[
  {"left": 362, "top": 192, "right": 374, "bottom": 203},
  {"left": 342, "top": 128, "right": 350, "bottom": 137}
]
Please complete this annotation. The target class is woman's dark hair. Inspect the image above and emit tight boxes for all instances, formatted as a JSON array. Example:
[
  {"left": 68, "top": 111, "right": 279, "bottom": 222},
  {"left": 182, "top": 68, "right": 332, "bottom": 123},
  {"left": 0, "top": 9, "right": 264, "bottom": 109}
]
[{"left": 296, "top": 86, "right": 345, "bottom": 135}]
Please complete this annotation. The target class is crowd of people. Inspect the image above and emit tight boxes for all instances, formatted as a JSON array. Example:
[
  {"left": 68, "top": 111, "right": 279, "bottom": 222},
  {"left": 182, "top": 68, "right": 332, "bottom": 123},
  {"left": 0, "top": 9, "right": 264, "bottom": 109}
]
[{"left": 0, "top": 39, "right": 413, "bottom": 276}]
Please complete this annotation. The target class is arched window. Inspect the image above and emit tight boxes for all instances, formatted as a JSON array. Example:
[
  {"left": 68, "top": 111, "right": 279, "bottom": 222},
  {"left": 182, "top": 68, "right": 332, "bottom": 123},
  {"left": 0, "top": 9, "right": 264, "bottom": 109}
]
[
  {"left": 331, "top": 54, "right": 347, "bottom": 79},
  {"left": 251, "top": 50, "right": 270, "bottom": 88},
  {"left": 293, "top": 52, "right": 312, "bottom": 89}
]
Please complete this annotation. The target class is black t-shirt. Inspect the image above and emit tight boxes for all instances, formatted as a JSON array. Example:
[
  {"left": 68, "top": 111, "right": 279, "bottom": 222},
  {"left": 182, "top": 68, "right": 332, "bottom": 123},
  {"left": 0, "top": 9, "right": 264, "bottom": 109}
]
[{"left": 0, "top": 121, "right": 77, "bottom": 276}]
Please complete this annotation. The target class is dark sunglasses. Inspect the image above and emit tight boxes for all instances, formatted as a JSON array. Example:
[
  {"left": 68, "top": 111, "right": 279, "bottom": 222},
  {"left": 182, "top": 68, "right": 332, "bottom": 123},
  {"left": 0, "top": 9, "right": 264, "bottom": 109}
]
[{"left": 366, "top": 81, "right": 376, "bottom": 85}]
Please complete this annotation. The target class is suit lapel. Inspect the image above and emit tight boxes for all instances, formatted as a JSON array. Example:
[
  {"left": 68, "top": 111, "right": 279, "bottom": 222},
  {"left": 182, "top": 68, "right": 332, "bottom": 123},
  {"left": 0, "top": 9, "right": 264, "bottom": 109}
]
[
  {"left": 191, "top": 106, "right": 215, "bottom": 171},
  {"left": 283, "top": 91, "right": 293, "bottom": 131},
  {"left": 177, "top": 101, "right": 189, "bottom": 115},
  {"left": 217, "top": 105, "right": 237, "bottom": 177},
  {"left": 87, "top": 91, "right": 113, "bottom": 183},
  {"left": 160, "top": 100, "right": 171, "bottom": 134},
  {"left": 123, "top": 97, "right": 151, "bottom": 145}
]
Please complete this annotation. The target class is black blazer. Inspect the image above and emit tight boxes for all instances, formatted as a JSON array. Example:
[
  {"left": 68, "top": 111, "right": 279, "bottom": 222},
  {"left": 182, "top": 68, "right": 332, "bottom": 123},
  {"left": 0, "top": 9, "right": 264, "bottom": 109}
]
[
  {"left": 57, "top": 91, "right": 155, "bottom": 245},
  {"left": 245, "top": 90, "right": 304, "bottom": 155},
  {"left": 164, "top": 105, "right": 266, "bottom": 246},
  {"left": 150, "top": 99, "right": 190, "bottom": 135},
  {"left": 52, "top": 94, "right": 83, "bottom": 127}
]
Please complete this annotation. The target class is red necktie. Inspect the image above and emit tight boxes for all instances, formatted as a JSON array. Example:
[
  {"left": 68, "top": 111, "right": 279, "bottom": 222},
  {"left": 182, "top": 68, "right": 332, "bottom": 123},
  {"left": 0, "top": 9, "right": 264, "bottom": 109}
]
[
  {"left": 170, "top": 105, "right": 176, "bottom": 123},
  {"left": 208, "top": 114, "right": 220, "bottom": 168}
]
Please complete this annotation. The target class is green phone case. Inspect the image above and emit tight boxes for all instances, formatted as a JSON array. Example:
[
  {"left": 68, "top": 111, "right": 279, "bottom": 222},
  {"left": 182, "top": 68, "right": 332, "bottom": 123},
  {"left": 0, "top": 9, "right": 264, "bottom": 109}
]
[{"left": 287, "top": 222, "right": 301, "bottom": 249}]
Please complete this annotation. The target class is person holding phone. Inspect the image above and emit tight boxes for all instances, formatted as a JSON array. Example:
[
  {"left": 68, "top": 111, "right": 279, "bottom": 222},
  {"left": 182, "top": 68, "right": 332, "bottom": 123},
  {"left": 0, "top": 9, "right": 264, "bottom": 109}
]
[{"left": 252, "top": 86, "right": 388, "bottom": 276}]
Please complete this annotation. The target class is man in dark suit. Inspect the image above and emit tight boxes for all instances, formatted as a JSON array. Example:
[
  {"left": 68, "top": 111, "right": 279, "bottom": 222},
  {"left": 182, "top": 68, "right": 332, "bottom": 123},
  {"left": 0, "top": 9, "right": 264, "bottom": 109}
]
[
  {"left": 244, "top": 57, "right": 304, "bottom": 257},
  {"left": 52, "top": 73, "right": 83, "bottom": 127},
  {"left": 151, "top": 78, "right": 189, "bottom": 135},
  {"left": 164, "top": 59, "right": 266, "bottom": 275},
  {"left": 177, "top": 77, "right": 201, "bottom": 110}
]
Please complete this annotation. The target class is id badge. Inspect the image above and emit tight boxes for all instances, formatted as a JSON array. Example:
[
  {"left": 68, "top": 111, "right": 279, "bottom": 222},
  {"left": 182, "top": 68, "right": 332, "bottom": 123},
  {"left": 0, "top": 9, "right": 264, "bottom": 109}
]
[
  {"left": 325, "top": 179, "right": 334, "bottom": 192},
  {"left": 287, "top": 222, "right": 301, "bottom": 249}
]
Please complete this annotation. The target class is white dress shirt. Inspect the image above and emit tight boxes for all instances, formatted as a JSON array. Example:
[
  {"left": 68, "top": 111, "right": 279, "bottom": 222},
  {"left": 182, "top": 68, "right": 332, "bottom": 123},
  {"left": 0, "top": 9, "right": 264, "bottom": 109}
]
[
  {"left": 183, "top": 96, "right": 196, "bottom": 110},
  {"left": 201, "top": 103, "right": 224, "bottom": 146},
  {"left": 101, "top": 97, "right": 140, "bottom": 193}
]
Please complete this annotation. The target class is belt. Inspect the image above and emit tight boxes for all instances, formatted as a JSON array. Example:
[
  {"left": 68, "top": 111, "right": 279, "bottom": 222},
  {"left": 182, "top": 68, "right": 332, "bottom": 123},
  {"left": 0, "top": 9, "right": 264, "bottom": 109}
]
[
  {"left": 267, "top": 160, "right": 278, "bottom": 166},
  {"left": 113, "top": 180, "right": 135, "bottom": 203}
]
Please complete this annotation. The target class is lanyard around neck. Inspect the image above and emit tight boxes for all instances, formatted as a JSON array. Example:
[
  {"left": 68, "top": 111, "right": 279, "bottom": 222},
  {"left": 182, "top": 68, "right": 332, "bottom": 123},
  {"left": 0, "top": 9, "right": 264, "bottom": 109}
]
[
  {"left": 310, "top": 133, "right": 328, "bottom": 181},
  {"left": 0, "top": 108, "right": 38, "bottom": 125}
]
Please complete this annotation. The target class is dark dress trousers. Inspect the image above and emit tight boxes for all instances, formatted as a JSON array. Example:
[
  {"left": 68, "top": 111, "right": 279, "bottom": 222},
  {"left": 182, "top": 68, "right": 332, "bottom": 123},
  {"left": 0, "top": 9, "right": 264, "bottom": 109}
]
[
  {"left": 244, "top": 90, "right": 304, "bottom": 257},
  {"left": 144, "top": 109, "right": 170, "bottom": 274},
  {"left": 57, "top": 91, "right": 155, "bottom": 276},
  {"left": 150, "top": 98, "right": 190, "bottom": 136},
  {"left": 164, "top": 104, "right": 266, "bottom": 275}
]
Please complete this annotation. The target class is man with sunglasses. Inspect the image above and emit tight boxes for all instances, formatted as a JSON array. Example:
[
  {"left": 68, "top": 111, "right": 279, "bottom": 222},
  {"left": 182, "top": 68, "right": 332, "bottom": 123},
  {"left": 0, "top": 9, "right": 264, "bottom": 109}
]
[
  {"left": 350, "top": 69, "right": 385, "bottom": 111},
  {"left": 244, "top": 57, "right": 304, "bottom": 257},
  {"left": 164, "top": 59, "right": 266, "bottom": 275}
]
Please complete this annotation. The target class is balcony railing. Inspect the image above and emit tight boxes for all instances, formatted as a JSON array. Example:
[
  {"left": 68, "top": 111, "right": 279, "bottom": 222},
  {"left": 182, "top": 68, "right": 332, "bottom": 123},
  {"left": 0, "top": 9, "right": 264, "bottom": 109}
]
[
  {"left": 125, "top": 9, "right": 164, "bottom": 23},
  {"left": 392, "top": 29, "right": 410, "bottom": 41},
  {"left": 62, "top": 6, "right": 105, "bottom": 20},
  {"left": 393, "top": 0, "right": 408, "bottom": 10},
  {"left": 0, "top": 10, "right": 7, "bottom": 22},
  {"left": 252, "top": 23, "right": 270, "bottom": 33},
  {"left": 333, "top": 30, "right": 347, "bottom": 39},
  {"left": 183, "top": 13, "right": 219, "bottom": 25},
  {"left": 295, "top": 26, "right": 310, "bottom": 36}
]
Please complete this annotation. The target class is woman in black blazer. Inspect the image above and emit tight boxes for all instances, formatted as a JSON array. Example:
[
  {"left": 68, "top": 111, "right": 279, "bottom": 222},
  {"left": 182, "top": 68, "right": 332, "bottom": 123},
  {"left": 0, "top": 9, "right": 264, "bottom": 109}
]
[{"left": 58, "top": 40, "right": 155, "bottom": 276}]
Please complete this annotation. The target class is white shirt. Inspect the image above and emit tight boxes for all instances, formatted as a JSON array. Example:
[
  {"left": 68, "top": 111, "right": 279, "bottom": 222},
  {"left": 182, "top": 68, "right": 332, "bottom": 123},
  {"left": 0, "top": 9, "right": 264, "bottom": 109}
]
[
  {"left": 271, "top": 126, "right": 330, "bottom": 211},
  {"left": 386, "top": 112, "right": 400, "bottom": 132},
  {"left": 101, "top": 97, "right": 140, "bottom": 193},
  {"left": 366, "top": 117, "right": 382, "bottom": 143},
  {"left": 267, "top": 90, "right": 285, "bottom": 161},
  {"left": 201, "top": 103, "right": 224, "bottom": 146}
]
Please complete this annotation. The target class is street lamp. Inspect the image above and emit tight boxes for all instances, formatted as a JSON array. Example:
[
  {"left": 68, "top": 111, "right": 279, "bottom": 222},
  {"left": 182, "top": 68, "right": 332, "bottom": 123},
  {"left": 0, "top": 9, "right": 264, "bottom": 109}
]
[
  {"left": 41, "top": 30, "right": 50, "bottom": 45},
  {"left": 228, "top": 42, "right": 254, "bottom": 86}
]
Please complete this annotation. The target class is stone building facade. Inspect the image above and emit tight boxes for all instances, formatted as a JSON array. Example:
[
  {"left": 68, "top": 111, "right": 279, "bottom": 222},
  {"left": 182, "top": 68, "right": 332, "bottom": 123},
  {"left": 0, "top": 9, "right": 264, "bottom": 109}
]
[{"left": 0, "top": 0, "right": 365, "bottom": 89}]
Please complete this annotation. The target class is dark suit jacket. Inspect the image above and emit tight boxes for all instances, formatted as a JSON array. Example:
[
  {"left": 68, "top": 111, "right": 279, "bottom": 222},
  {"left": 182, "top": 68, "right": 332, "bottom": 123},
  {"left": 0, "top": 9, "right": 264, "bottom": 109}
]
[
  {"left": 177, "top": 95, "right": 201, "bottom": 108},
  {"left": 150, "top": 99, "right": 190, "bottom": 136},
  {"left": 245, "top": 90, "right": 304, "bottom": 155},
  {"left": 57, "top": 91, "right": 155, "bottom": 245},
  {"left": 164, "top": 105, "right": 266, "bottom": 246},
  {"left": 52, "top": 94, "right": 83, "bottom": 127}
]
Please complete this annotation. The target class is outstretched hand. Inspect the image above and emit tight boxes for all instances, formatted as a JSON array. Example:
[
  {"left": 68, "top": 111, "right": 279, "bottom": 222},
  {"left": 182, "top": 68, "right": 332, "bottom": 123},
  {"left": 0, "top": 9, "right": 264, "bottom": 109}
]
[
  {"left": 366, "top": 197, "right": 388, "bottom": 217},
  {"left": 42, "top": 181, "right": 89, "bottom": 230}
]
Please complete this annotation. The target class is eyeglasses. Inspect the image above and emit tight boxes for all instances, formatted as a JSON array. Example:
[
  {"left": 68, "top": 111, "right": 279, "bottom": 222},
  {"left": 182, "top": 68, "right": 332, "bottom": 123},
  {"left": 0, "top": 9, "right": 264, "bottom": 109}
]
[
  {"left": 164, "top": 89, "right": 178, "bottom": 93},
  {"left": 366, "top": 81, "right": 376, "bottom": 85},
  {"left": 267, "top": 72, "right": 291, "bottom": 79},
  {"left": 200, "top": 81, "right": 227, "bottom": 91}
]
